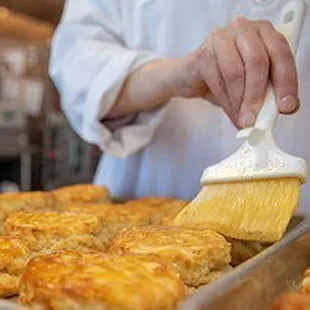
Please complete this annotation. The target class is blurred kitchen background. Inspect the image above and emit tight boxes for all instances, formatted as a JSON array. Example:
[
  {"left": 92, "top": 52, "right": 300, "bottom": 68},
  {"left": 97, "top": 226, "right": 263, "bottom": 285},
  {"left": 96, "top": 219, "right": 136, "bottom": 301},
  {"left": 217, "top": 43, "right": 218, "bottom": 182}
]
[{"left": 0, "top": 0, "right": 101, "bottom": 192}]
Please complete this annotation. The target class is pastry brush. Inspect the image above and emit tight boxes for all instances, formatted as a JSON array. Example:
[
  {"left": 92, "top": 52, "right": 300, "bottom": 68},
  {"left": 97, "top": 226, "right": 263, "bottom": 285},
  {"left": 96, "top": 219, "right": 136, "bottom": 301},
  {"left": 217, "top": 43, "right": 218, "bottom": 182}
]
[{"left": 174, "top": 0, "right": 308, "bottom": 243}]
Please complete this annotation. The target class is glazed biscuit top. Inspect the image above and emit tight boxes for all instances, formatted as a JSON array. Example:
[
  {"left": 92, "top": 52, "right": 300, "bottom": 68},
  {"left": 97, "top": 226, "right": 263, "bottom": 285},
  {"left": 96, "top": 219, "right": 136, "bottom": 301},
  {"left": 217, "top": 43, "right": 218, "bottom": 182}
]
[
  {"left": 109, "top": 226, "right": 231, "bottom": 269},
  {"left": 0, "top": 191, "right": 54, "bottom": 208},
  {"left": 4, "top": 212, "right": 101, "bottom": 236},
  {"left": 0, "top": 236, "right": 29, "bottom": 267},
  {"left": 62, "top": 203, "right": 154, "bottom": 224},
  {"left": 302, "top": 268, "right": 310, "bottom": 293},
  {"left": 19, "top": 251, "right": 185, "bottom": 309},
  {"left": 52, "top": 184, "right": 110, "bottom": 203},
  {"left": 124, "top": 198, "right": 187, "bottom": 220}
]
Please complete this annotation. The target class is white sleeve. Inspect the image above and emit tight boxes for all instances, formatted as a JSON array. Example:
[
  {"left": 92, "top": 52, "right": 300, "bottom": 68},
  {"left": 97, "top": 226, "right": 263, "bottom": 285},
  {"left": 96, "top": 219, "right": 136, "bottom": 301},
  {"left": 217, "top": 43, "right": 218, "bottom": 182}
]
[{"left": 49, "top": 0, "right": 167, "bottom": 158}]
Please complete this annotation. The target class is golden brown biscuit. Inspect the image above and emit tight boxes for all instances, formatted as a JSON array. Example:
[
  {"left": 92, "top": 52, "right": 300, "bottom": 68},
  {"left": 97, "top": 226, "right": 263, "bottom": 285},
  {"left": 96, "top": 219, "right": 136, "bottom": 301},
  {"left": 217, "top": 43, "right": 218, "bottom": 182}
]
[
  {"left": 124, "top": 197, "right": 188, "bottom": 224},
  {"left": 61, "top": 202, "right": 151, "bottom": 223},
  {"left": 59, "top": 197, "right": 187, "bottom": 246},
  {"left": 109, "top": 225, "right": 231, "bottom": 287},
  {"left": 61, "top": 196, "right": 187, "bottom": 226},
  {"left": 270, "top": 292, "right": 310, "bottom": 310},
  {"left": 52, "top": 184, "right": 110, "bottom": 205},
  {"left": 0, "top": 236, "right": 30, "bottom": 297},
  {"left": 4, "top": 211, "right": 104, "bottom": 252},
  {"left": 302, "top": 269, "right": 310, "bottom": 294},
  {"left": 0, "top": 192, "right": 55, "bottom": 227},
  {"left": 270, "top": 268, "right": 310, "bottom": 309},
  {"left": 19, "top": 251, "right": 185, "bottom": 310},
  {"left": 59, "top": 202, "right": 156, "bottom": 245}
]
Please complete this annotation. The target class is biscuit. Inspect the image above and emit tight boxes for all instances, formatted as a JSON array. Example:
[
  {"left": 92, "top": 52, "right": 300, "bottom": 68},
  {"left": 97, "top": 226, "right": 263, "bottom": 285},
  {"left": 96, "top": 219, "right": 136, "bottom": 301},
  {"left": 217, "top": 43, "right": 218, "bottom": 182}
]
[
  {"left": 52, "top": 184, "right": 110, "bottom": 205},
  {"left": 0, "top": 236, "right": 30, "bottom": 297},
  {"left": 59, "top": 203, "right": 154, "bottom": 246},
  {"left": 109, "top": 225, "right": 231, "bottom": 287},
  {"left": 19, "top": 251, "right": 185, "bottom": 310},
  {"left": 124, "top": 197, "right": 188, "bottom": 224},
  {"left": 4, "top": 211, "right": 104, "bottom": 253},
  {"left": 302, "top": 268, "right": 310, "bottom": 294},
  {"left": 0, "top": 192, "right": 55, "bottom": 231}
]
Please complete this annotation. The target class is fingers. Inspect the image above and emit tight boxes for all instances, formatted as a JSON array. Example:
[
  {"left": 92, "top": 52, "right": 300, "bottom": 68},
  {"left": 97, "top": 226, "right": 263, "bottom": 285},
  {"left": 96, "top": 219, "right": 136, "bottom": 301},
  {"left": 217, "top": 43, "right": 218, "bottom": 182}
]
[
  {"left": 194, "top": 41, "right": 240, "bottom": 127},
  {"left": 194, "top": 28, "right": 246, "bottom": 128},
  {"left": 234, "top": 19, "right": 270, "bottom": 127},
  {"left": 258, "top": 20, "right": 300, "bottom": 114},
  {"left": 188, "top": 17, "right": 299, "bottom": 129},
  {"left": 212, "top": 29, "right": 245, "bottom": 117}
]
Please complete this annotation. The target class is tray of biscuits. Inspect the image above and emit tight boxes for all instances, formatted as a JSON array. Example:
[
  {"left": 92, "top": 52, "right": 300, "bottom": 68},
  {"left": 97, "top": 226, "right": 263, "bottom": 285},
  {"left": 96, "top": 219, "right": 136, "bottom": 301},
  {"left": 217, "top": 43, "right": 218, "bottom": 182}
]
[{"left": 0, "top": 184, "right": 288, "bottom": 309}]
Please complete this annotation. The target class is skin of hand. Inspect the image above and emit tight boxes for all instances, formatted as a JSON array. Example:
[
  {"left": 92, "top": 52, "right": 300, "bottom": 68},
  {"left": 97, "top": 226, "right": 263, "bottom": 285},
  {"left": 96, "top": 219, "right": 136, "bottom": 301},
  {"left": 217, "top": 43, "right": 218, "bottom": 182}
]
[{"left": 107, "top": 18, "right": 299, "bottom": 129}]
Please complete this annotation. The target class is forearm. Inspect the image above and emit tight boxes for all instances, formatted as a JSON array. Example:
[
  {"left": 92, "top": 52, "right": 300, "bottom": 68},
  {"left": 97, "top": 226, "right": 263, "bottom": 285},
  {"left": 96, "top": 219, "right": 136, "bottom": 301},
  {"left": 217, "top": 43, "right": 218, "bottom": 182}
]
[{"left": 106, "top": 58, "right": 207, "bottom": 118}]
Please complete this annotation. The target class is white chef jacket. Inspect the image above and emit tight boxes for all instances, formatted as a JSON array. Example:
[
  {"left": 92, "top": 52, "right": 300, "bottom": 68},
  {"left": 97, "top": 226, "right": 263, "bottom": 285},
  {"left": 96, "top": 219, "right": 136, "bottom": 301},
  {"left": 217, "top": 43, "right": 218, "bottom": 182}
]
[{"left": 50, "top": 0, "right": 310, "bottom": 213}]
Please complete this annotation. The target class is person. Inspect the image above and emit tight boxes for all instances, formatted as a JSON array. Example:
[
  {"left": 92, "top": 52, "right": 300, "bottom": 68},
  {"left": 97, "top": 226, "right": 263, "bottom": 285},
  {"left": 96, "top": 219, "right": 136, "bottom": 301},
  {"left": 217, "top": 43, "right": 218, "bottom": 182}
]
[{"left": 49, "top": 0, "right": 310, "bottom": 213}]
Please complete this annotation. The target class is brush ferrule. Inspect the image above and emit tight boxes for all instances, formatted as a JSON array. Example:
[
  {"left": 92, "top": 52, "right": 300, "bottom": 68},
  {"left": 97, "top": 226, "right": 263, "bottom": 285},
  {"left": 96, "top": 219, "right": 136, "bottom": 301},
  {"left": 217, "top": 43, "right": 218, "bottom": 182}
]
[{"left": 200, "top": 142, "right": 308, "bottom": 185}]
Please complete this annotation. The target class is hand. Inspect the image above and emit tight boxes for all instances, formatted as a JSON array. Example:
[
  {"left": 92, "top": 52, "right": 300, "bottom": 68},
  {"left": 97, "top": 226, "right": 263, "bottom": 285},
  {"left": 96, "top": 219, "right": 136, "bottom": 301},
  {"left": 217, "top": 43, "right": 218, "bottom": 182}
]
[{"left": 184, "top": 17, "right": 300, "bottom": 129}]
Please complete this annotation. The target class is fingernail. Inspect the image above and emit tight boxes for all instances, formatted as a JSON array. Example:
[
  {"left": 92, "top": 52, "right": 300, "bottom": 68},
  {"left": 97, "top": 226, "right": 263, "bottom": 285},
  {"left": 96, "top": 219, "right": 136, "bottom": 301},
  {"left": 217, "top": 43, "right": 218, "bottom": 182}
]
[
  {"left": 240, "top": 113, "right": 256, "bottom": 128},
  {"left": 280, "top": 95, "right": 300, "bottom": 114}
]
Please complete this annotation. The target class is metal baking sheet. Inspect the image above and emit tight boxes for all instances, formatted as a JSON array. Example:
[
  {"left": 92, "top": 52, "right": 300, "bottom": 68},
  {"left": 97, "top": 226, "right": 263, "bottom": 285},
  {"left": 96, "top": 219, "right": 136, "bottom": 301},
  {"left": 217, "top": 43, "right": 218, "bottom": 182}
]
[{"left": 179, "top": 216, "right": 310, "bottom": 310}]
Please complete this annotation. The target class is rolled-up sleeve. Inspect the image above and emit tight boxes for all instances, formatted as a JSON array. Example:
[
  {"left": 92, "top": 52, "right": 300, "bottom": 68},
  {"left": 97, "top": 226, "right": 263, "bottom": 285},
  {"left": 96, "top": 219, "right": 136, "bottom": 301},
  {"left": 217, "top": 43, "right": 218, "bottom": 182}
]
[{"left": 49, "top": 0, "right": 166, "bottom": 158}]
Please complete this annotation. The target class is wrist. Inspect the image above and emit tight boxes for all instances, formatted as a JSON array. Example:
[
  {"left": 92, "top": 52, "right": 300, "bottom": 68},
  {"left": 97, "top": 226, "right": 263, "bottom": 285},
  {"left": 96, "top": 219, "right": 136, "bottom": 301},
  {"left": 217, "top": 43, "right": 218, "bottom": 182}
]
[{"left": 174, "top": 55, "right": 209, "bottom": 99}]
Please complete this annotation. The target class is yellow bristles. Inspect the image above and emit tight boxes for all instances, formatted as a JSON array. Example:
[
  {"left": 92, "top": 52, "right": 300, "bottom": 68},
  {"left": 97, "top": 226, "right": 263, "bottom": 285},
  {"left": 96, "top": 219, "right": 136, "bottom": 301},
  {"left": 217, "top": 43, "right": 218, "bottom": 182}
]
[{"left": 174, "top": 178, "right": 301, "bottom": 243}]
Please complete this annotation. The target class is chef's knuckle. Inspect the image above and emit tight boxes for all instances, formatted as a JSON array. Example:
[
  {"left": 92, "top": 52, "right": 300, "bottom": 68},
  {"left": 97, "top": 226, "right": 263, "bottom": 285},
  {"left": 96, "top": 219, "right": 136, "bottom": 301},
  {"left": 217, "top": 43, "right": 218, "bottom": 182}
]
[
  {"left": 248, "top": 51, "right": 268, "bottom": 70},
  {"left": 223, "top": 66, "right": 244, "bottom": 84}
]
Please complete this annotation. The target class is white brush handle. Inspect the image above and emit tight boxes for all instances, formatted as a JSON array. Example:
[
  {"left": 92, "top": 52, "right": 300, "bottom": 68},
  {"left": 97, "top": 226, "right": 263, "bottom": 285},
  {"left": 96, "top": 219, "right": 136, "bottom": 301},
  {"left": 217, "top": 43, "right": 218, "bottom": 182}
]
[
  {"left": 278, "top": 0, "right": 307, "bottom": 55},
  {"left": 243, "top": 0, "right": 307, "bottom": 134}
]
